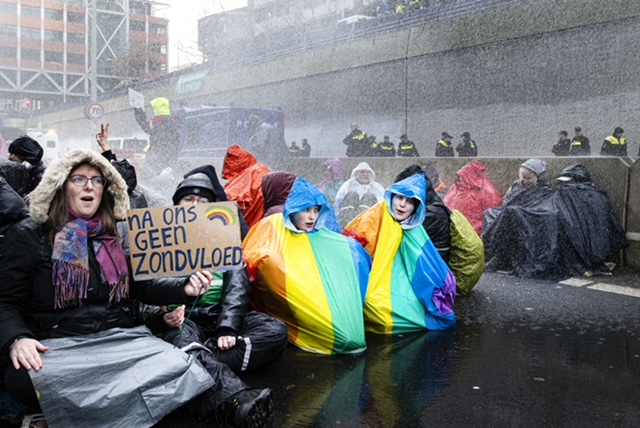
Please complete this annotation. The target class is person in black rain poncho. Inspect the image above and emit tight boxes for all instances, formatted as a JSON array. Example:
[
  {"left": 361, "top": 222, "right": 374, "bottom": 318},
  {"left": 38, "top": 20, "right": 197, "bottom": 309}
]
[
  {"left": 482, "top": 159, "right": 557, "bottom": 278},
  {"left": 483, "top": 160, "right": 627, "bottom": 279},
  {"left": 553, "top": 164, "right": 627, "bottom": 277}
]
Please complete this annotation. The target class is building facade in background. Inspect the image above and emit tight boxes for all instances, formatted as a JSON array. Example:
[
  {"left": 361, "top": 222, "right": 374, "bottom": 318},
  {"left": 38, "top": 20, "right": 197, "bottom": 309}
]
[{"left": 0, "top": 0, "right": 168, "bottom": 125}]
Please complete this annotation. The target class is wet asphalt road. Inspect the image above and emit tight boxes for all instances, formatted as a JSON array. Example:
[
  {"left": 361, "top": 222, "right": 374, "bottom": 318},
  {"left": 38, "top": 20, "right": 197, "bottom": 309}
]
[{"left": 157, "top": 269, "right": 640, "bottom": 428}]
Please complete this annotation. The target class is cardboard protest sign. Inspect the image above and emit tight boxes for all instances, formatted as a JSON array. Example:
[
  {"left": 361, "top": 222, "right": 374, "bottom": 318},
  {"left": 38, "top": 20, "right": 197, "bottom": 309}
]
[{"left": 127, "top": 201, "right": 242, "bottom": 280}]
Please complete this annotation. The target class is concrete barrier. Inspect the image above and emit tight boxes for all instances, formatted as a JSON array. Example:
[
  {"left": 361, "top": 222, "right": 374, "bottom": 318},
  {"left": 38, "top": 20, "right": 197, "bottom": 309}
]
[{"left": 282, "top": 155, "right": 638, "bottom": 269}]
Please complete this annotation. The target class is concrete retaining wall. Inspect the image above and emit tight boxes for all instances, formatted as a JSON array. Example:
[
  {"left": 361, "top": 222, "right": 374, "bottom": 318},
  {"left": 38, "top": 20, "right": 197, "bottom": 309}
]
[{"left": 283, "top": 156, "right": 637, "bottom": 269}]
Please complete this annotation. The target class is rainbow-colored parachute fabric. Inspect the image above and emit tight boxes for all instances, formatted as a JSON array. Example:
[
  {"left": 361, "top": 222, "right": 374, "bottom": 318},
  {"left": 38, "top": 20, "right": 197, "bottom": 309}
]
[
  {"left": 344, "top": 174, "right": 457, "bottom": 334},
  {"left": 243, "top": 178, "right": 371, "bottom": 355}
]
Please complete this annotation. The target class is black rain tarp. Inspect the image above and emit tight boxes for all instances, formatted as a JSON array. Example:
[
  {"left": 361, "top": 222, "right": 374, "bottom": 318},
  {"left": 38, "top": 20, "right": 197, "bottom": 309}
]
[{"left": 482, "top": 183, "right": 627, "bottom": 279}]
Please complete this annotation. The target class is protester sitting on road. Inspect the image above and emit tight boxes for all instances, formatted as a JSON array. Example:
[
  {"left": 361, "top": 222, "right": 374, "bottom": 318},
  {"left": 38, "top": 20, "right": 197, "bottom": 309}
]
[
  {"left": 174, "top": 165, "right": 250, "bottom": 239},
  {"left": 7, "top": 136, "right": 46, "bottom": 198},
  {"left": 334, "top": 162, "right": 385, "bottom": 229},
  {"left": 444, "top": 161, "right": 502, "bottom": 235},
  {"left": 553, "top": 164, "right": 627, "bottom": 277},
  {"left": 423, "top": 161, "right": 448, "bottom": 198},
  {"left": 343, "top": 173, "right": 457, "bottom": 334},
  {"left": 394, "top": 165, "right": 484, "bottom": 295},
  {"left": 394, "top": 164, "right": 452, "bottom": 262},
  {"left": 222, "top": 145, "right": 271, "bottom": 228},
  {"left": 317, "top": 157, "right": 345, "bottom": 206},
  {"left": 141, "top": 172, "right": 290, "bottom": 425},
  {"left": 0, "top": 149, "right": 218, "bottom": 426},
  {"left": 243, "top": 177, "right": 370, "bottom": 355},
  {"left": 483, "top": 158, "right": 552, "bottom": 235},
  {"left": 501, "top": 158, "right": 551, "bottom": 204},
  {"left": 0, "top": 159, "right": 28, "bottom": 197},
  {"left": 482, "top": 159, "right": 558, "bottom": 278}
]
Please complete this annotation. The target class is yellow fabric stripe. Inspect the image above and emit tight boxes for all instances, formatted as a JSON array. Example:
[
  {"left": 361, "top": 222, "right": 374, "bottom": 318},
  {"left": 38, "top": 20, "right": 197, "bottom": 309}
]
[
  {"left": 273, "top": 217, "right": 336, "bottom": 353},
  {"left": 363, "top": 204, "right": 403, "bottom": 334}
]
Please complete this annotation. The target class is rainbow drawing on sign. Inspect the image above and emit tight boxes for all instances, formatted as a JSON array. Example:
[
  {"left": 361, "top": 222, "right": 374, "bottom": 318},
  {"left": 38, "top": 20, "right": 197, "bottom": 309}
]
[{"left": 205, "top": 206, "right": 236, "bottom": 225}]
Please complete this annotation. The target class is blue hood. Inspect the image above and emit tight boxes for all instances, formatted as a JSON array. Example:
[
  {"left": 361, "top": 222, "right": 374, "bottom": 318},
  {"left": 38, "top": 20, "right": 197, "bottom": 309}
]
[
  {"left": 384, "top": 173, "right": 427, "bottom": 230},
  {"left": 284, "top": 177, "right": 332, "bottom": 233}
]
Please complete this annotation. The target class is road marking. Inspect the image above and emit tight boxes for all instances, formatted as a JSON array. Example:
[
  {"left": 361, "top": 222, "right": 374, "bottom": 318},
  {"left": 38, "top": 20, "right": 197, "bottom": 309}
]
[
  {"left": 587, "top": 283, "right": 640, "bottom": 298},
  {"left": 559, "top": 278, "right": 593, "bottom": 287}
]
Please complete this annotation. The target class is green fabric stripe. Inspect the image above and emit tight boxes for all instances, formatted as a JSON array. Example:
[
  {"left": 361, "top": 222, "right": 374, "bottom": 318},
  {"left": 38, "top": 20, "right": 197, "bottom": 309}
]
[
  {"left": 389, "top": 228, "right": 428, "bottom": 333},
  {"left": 309, "top": 229, "right": 366, "bottom": 353}
]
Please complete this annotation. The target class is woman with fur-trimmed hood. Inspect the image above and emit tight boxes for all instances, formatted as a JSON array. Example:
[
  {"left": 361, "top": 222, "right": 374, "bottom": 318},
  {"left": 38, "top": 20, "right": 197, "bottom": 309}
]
[{"left": 0, "top": 149, "right": 213, "bottom": 423}]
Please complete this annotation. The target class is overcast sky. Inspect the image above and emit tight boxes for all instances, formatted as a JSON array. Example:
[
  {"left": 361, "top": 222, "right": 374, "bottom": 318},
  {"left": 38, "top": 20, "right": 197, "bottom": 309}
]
[{"left": 157, "top": 0, "right": 247, "bottom": 70}]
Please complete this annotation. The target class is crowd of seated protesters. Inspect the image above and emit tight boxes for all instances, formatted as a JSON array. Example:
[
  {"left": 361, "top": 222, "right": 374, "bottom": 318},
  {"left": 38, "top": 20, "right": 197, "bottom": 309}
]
[
  {"left": 0, "top": 121, "right": 633, "bottom": 426},
  {"left": 482, "top": 160, "right": 626, "bottom": 279}
]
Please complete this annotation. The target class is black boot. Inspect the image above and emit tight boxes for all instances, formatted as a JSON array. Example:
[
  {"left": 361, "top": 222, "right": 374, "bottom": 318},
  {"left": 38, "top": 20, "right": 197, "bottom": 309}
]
[{"left": 216, "top": 388, "right": 273, "bottom": 428}]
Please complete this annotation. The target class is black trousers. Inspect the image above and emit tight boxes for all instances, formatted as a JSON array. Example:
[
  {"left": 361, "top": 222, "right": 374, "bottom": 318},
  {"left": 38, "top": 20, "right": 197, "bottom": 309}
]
[
  {"left": 3, "top": 361, "right": 40, "bottom": 412},
  {"left": 157, "top": 311, "right": 288, "bottom": 417}
]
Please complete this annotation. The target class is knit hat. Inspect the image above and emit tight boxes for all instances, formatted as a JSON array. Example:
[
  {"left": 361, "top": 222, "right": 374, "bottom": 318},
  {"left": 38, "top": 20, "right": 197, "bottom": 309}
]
[{"left": 172, "top": 172, "right": 216, "bottom": 205}]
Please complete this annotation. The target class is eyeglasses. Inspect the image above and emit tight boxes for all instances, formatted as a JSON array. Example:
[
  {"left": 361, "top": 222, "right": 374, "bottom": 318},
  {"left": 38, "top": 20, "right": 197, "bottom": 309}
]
[
  {"left": 69, "top": 175, "right": 105, "bottom": 188},
  {"left": 181, "top": 195, "right": 210, "bottom": 204}
]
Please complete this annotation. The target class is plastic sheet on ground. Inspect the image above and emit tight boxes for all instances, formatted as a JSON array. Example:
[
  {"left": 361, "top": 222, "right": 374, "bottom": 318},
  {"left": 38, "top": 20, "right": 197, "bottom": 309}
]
[{"left": 29, "top": 326, "right": 214, "bottom": 428}]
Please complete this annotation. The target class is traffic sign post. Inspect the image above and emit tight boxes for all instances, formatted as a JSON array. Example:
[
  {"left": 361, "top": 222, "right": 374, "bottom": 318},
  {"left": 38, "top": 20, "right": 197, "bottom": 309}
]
[{"left": 84, "top": 102, "right": 104, "bottom": 120}]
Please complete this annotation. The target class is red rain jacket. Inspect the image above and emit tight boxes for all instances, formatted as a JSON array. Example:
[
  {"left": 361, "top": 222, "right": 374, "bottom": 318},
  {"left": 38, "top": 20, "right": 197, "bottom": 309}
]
[
  {"left": 222, "top": 145, "right": 271, "bottom": 228},
  {"left": 444, "top": 161, "right": 502, "bottom": 234}
]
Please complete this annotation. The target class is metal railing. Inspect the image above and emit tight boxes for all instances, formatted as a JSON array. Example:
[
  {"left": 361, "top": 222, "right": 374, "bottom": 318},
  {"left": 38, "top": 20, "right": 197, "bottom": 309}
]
[{"left": 206, "top": 0, "right": 522, "bottom": 72}]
